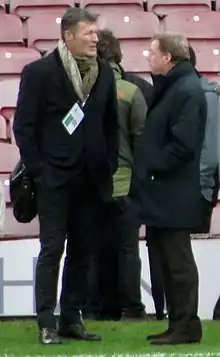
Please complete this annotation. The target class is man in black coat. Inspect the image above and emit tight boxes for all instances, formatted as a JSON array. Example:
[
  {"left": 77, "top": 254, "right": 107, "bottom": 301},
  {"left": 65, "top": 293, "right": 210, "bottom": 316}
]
[
  {"left": 13, "top": 8, "right": 118, "bottom": 344},
  {"left": 130, "top": 33, "right": 207, "bottom": 345}
]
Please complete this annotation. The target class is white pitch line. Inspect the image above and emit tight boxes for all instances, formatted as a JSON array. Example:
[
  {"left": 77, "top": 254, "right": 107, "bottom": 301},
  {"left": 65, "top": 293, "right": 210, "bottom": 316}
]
[{"left": 2, "top": 353, "right": 220, "bottom": 357}]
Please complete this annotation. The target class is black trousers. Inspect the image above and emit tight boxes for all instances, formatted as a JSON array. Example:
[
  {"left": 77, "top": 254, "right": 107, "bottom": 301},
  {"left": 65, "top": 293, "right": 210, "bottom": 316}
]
[
  {"left": 35, "top": 173, "right": 101, "bottom": 329},
  {"left": 193, "top": 197, "right": 213, "bottom": 234},
  {"left": 147, "top": 228, "right": 201, "bottom": 334},
  {"left": 147, "top": 232, "right": 165, "bottom": 319},
  {"left": 96, "top": 197, "right": 144, "bottom": 316}
]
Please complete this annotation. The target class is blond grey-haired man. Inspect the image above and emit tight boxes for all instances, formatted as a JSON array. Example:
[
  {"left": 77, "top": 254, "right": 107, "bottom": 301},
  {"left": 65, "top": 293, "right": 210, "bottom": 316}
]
[{"left": 130, "top": 33, "right": 207, "bottom": 345}]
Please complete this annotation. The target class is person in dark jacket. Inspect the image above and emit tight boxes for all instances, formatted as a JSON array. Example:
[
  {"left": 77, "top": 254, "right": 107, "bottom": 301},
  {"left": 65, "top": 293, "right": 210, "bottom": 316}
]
[
  {"left": 83, "top": 29, "right": 147, "bottom": 320},
  {"left": 13, "top": 8, "right": 118, "bottom": 344},
  {"left": 189, "top": 45, "right": 220, "bottom": 233},
  {"left": 130, "top": 33, "right": 206, "bottom": 345}
]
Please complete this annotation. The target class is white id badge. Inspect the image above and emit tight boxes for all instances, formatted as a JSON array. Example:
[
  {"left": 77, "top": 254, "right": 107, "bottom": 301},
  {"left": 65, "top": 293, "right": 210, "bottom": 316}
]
[{"left": 62, "top": 102, "right": 84, "bottom": 135}]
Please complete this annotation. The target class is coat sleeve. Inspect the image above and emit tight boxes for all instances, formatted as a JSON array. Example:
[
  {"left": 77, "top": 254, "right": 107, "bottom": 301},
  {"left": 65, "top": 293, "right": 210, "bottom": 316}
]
[
  {"left": 200, "top": 91, "right": 219, "bottom": 190},
  {"left": 104, "top": 69, "right": 119, "bottom": 175},
  {"left": 13, "top": 63, "right": 44, "bottom": 178},
  {"left": 129, "top": 87, "right": 147, "bottom": 159},
  {"left": 150, "top": 94, "right": 207, "bottom": 173}
]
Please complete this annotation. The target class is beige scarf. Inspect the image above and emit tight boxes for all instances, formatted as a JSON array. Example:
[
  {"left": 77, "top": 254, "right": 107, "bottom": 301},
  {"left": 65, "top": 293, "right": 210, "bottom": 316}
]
[{"left": 57, "top": 40, "right": 98, "bottom": 103}]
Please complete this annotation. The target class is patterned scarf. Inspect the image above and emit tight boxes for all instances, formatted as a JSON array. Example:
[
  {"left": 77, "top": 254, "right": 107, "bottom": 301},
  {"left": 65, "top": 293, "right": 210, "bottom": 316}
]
[{"left": 57, "top": 40, "right": 98, "bottom": 102}]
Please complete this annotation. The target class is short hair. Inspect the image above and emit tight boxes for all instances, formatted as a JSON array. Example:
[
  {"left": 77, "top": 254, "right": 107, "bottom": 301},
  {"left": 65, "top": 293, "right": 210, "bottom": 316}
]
[
  {"left": 152, "top": 32, "right": 190, "bottom": 63},
  {"left": 61, "top": 8, "right": 98, "bottom": 39},
  {"left": 97, "top": 29, "right": 122, "bottom": 64},
  {"left": 189, "top": 45, "right": 196, "bottom": 68}
]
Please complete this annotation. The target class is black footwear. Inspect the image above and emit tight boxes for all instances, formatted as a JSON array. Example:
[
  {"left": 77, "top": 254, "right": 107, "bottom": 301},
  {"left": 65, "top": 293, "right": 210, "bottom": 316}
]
[
  {"left": 59, "top": 323, "right": 102, "bottom": 341},
  {"left": 39, "top": 328, "right": 62, "bottom": 345},
  {"left": 147, "top": 329, "right": 171, "bottom": 341},
  {"left": 121, "top": 310, "right": 147, "bottom": 320},
  {"left": 82, "top": 312, "right": 98, "bottom": 321},
  {"left": 150, "top": 332, "right": 201, "bottom": 345}
]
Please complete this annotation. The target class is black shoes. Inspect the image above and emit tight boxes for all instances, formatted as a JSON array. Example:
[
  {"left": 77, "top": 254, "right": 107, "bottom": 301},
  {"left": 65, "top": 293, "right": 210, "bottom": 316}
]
[
  {"left": 59, "top": 323, "right": 102, "bottom": 341},
  {"left": 150, "top": 331, "right": 201, "bottom": 345},
  {"left": 39, "top": 328, "right": 62, "bottom": 345},
  {"left": 147, "top": 329, "right": 171, "bottom": 341},
  {"left": 121, "top": 310, "right": 147, "bottom": 320}
]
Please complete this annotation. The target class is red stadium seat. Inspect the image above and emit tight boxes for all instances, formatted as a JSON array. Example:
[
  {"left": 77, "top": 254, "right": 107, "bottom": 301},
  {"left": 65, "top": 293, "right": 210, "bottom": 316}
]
[
  {"left": 164, "top": 11, "right": 220, "bottom": 39},
  {"left": 0, "top": 143, "right": 19, "bottom": 174},
  {"left": 0, "top": 14, "right": 23, "bottom": 45},
  {"left": 0, "top": 143, "right": 39, "bottom": 238},
  {"left": 148, "top": 0, "right": 211, "bottom": 16},
  {"left": 0, "top": 115, "right": 7, "bottom": 142},
  {"left": 27, "top": 13, "right": 62, "bottom": 52},
  {"left": 0, "top": 47, "right": 41, "bottom": 78},
  {"left": 10, "top": 0, "right": 73, "bottom": 18},
  {"left": 99, "top": 11, "right": 159, "bottom": 40},
  {"left": 0, "top": 173, "right": 10, "bottom": 204},
  {"left": 164, "top": 12, "right": 220, "bottom": 80},
  {"left": 80, "top": 0, "right": 143, "bottom": 15},
  {"left": 0, "top": 79, "right": 20, "bottom": 119},
  {"left": 121, "top": 41, "right": 151, "bottom": 75},
  {"left": 0, "top": 1, "right": 5, "bottom": 13}
]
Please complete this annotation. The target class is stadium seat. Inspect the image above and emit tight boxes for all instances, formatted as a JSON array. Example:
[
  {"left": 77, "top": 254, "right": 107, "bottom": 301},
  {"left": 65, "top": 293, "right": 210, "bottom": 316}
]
[
  {"left": 27, "top": 14, "right": 62, "bottom": 52},
  {"left": 121, "top": 41, "right": 151, "bottom": 75},
  {"left": 148, "top": 0, "right": 211, "bottom": 16},
  {"left": 0, "top": 115, "right": 7, "bottom": 142},
  {"left": 0, "top": 143, "right": 18, "bottom": 205},
  {"left": 0, "top": 47, "right": 41, "bottom": 79},
  {"left": 10, "top": 0, "right": 74, "bottom": 18},
  {"left": 80, "top": 0, "right": 144, "bottom": 15},
  {"left": 0, "top": 14, "right": 23, "bottom": 45},
  {"left": 0, "top": 143, "right": 19, "bottom": 174},
  {"left": 0, "top": 1, "right": 5, "bottom": 13},
  {"left": 0, "top": 143, "right": 39, "bottom": 238},
  {"left": 99, "top": 12, "right": 157, "bottom": 78},
  {"left": 164, "top": 11, "right": 220, "bottom": 39},
  {"left": 164, "top": 12, "right": 220, "bottom": 80},
  {"left": 0, "top": 79, "right": 20, "bottom": 119},
  {"left": 99, "top": 11, "right": 159, "bottom": 40}
]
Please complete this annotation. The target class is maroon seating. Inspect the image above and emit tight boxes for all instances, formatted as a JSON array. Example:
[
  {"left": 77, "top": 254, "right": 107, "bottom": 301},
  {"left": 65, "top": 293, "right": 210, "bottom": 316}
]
[
  {"left": 80, "top": 0, "right": 143, "bottom": 15},
  {"left": 27, "top": 13, "right": 63, "bottom": 52},
  {"left": 0, "top": 14, "right": 23, "bottom": 45},
  {"left": 99, "top": 11, "right": 159, "bottom": 40},
  {"left": 0, "top": 47, "right": 41, "bottom": 79},
  {"left": 121, "top": 41, "right": 151, "bottom": 75},
  {"left": 0, "top": 115, "right": 7, "bottom": 142},
  {"left": 10, "top": 0, "right": 73, "bottom": 18},
  {"left": 0, "top": 79, "right": 20, "bottom": 119},
  {"left": 164, "top": 11, "right": 220, "bottom": 79},
  {"left": 0, "top": 1, "right": 5, "bottom": 13},
  {"left": 148, "top": 0, "right": 211, "bottom": 17}
]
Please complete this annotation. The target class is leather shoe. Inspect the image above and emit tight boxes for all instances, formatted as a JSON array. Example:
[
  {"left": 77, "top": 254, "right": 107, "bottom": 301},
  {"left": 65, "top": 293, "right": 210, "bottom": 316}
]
[
  {"left": 150, "top": 332, "right": 201, "bottom": 345},
  {"left": 39, "top": 328, "right": 62, "bottom": 345},
  {"left": 59, "top": 323, "right": 102, "bottom": 341},
  {"left": 147, "top": 329, "right": 170, "bottom": 341}
]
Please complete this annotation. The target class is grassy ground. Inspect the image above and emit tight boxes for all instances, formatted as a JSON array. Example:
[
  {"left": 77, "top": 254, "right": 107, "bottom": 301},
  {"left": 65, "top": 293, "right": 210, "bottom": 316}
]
[{"left": 0, "top": 320, "right": 220, "bottom": 357}]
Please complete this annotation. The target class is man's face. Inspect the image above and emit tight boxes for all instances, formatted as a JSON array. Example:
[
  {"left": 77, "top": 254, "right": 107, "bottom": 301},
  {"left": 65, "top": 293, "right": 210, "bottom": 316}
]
[
  {"left": 148, "top": 39, "right": 171, "bottom": 75},
  {"left": 67, "top": 21, "right": 98, "bottom": 57}
]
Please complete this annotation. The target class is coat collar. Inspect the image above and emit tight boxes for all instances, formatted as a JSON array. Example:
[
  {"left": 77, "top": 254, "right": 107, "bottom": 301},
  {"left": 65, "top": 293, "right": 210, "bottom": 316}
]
[{"left": 150, "top": 60, "right": 195, "bottom": 110}]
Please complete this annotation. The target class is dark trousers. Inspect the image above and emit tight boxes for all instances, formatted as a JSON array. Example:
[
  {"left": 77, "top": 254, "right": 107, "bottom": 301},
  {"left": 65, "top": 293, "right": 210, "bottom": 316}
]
[
  {"left": 193, "top": 197, "right": 213, "bottom": 234},
  {"left": 97, "top": 197, "right": 144, "bottom": 316},
  {"left": 35, "top": 173, "right": 101, "bottom": 329},
  {"left": 147, "top": 228, "right": 201, "bottom": 335},
  {"left": 147, "top": 232, "right": 165, "bottom": 319}
]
